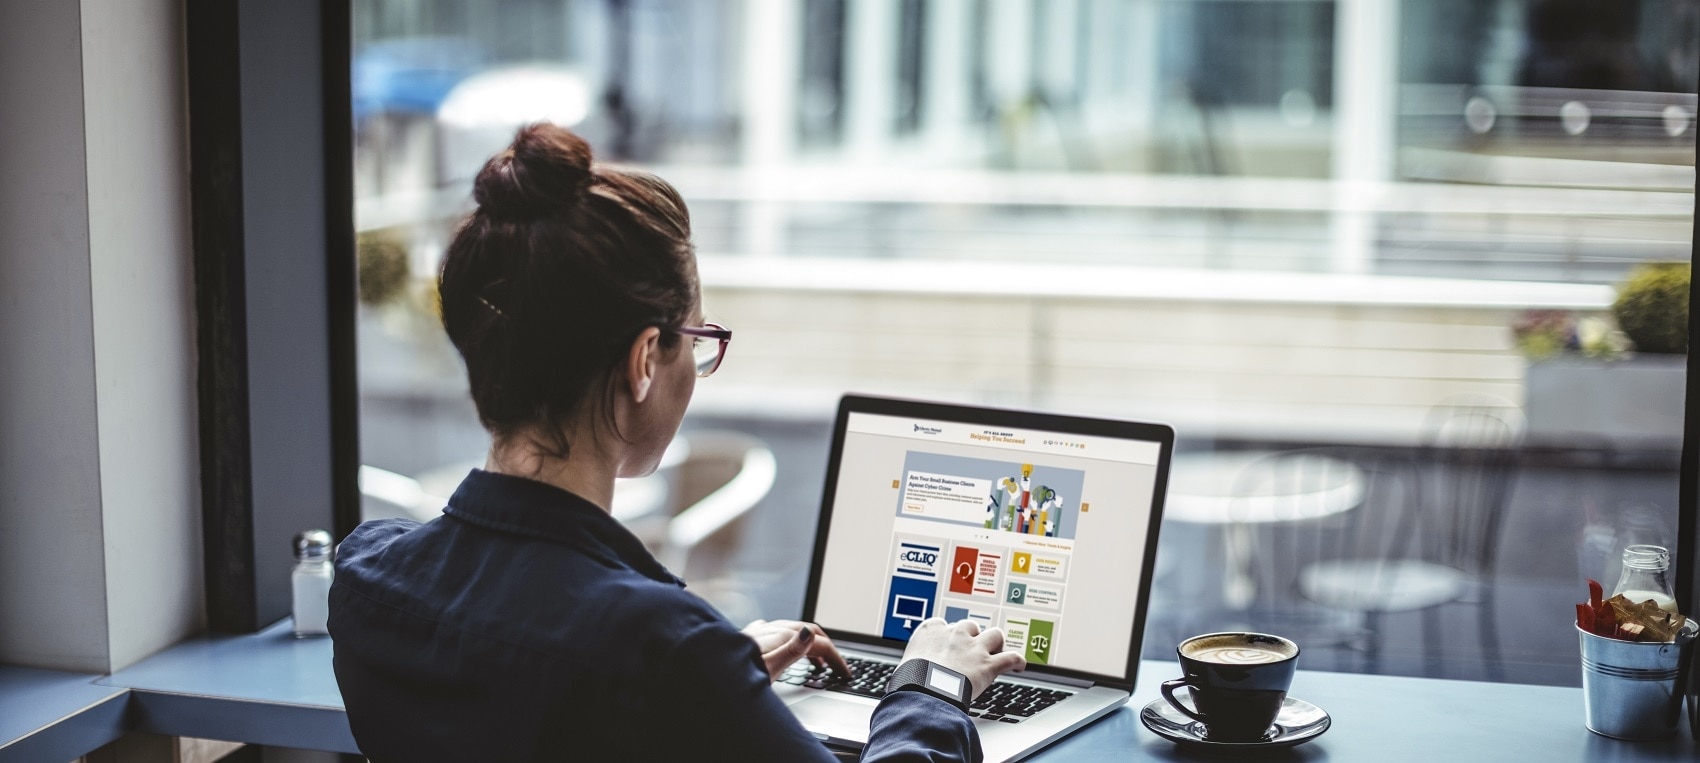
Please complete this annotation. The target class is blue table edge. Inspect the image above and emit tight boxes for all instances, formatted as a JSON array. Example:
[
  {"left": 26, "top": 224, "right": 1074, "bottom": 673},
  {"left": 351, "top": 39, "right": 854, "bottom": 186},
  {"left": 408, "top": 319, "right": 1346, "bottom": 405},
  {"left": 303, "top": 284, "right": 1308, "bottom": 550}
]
[
  {"left": 0, "top": 669, "right": 129, "bottom": 763},
  {"left": 6, "top": 621, "right": 1700, "bottom": 761}
]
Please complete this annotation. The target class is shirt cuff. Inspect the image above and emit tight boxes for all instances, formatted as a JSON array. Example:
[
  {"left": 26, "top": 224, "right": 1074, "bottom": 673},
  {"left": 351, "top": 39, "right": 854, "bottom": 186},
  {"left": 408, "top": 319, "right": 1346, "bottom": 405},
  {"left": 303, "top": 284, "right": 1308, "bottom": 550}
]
[{"left": 864, "top": 690, "right": 983, "bottom": 763}]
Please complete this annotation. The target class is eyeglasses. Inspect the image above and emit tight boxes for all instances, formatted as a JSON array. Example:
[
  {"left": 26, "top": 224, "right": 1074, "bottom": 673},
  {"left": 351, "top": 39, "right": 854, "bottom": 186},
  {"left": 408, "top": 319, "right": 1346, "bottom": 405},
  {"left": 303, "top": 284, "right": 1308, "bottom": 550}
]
[{"left": 672, "top": 322, "right": 732, "bottom": 377}]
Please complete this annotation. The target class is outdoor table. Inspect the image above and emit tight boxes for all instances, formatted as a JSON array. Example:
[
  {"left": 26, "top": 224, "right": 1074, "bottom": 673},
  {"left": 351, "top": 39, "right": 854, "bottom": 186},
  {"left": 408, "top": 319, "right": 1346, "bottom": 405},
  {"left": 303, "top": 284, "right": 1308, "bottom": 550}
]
[
  {"left": 1166, "top": 451, "right": 1366, "bottom": 525},
  {"left": 1165, "top": 450, "right": 1367, "bottom": 610}
]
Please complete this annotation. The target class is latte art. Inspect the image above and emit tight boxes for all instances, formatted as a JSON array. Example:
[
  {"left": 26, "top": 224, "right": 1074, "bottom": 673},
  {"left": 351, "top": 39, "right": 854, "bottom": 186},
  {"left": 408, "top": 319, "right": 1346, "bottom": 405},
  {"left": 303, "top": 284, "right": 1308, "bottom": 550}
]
[{"left": 1188, "top": 646, "right": 1286, "bottom": 665}]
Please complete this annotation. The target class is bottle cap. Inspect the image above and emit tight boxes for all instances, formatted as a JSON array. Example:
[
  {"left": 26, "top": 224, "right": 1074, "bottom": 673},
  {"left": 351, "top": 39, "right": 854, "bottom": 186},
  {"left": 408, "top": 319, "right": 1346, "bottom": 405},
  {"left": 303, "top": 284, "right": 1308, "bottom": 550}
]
[{"left": 293, "top": 529, "right": 334, "bottom": 561}]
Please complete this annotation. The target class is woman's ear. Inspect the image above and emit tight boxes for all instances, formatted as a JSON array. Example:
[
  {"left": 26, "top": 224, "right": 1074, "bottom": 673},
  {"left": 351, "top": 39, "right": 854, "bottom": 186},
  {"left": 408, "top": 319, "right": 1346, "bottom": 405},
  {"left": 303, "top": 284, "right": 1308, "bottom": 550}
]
[{"left": 624, "top": 326, "right": 663, "bottom": 403}]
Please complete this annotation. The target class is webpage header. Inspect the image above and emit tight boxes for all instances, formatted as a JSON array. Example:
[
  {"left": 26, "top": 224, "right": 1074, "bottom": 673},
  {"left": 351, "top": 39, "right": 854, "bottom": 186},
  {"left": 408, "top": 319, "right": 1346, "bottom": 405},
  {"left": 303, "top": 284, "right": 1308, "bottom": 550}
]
[{"left": 847, "top": 412, "right": 1162, "bottom": 465}]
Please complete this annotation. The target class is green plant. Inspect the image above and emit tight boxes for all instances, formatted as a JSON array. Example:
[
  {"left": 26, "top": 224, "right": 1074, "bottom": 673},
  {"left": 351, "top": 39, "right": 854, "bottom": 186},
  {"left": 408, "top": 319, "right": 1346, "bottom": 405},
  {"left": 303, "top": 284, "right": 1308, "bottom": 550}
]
[
  {"left": 1612, "top": 262, "right": 1690, "bottom": 355},
  {"left": 357, "top": 229, "right": 411, "bottom": 307},
  {"left": 1510, "top": 310, "right": 1630, "bottom": 360},
  {"left": 1511, "top": 309, "right": 1574, "bottom": 359}
]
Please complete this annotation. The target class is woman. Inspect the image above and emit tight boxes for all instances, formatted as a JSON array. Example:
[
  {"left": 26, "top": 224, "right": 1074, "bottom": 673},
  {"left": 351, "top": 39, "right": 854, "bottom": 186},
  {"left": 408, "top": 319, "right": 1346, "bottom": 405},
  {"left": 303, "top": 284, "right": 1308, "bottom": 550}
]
[{"left": 329, "top": 123, "right": 1024, "bottom": 761}]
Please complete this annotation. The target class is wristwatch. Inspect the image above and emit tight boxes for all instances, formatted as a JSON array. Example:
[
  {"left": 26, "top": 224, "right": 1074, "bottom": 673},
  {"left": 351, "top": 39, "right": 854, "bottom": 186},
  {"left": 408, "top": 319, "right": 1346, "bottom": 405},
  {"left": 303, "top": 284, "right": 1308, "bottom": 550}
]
[{"left": 883, "top": 659, "right": 972, "bottom": 713}]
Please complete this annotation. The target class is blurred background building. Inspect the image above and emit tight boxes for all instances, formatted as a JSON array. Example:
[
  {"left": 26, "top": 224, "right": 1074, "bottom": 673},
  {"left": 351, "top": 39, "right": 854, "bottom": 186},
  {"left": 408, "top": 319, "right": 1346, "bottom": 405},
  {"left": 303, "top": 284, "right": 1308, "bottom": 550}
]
[{"left": 348, "top": 0, "right": 1697, "bottom": 686}]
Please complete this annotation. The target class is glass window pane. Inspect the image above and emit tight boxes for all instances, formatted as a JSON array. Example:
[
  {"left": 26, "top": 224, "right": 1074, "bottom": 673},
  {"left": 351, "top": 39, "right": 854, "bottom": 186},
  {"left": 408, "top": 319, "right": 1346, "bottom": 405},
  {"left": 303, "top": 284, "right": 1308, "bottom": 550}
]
[{"left": 351, "top": 0, "right": 1694, "bottom": 686}]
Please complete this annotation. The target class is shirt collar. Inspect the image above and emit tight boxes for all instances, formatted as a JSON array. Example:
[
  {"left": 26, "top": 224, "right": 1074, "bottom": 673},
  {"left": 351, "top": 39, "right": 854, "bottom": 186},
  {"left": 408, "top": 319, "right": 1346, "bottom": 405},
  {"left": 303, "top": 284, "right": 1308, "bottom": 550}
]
[{"left": 442, "top": 468, "right": 683, "bottom": 587}]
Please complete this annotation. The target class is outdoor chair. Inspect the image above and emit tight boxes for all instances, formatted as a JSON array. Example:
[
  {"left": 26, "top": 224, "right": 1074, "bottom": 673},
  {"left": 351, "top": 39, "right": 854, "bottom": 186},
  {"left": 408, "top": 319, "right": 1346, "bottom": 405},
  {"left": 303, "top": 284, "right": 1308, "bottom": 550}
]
[
  {"left": 358, "top": 433, "right": 776, "bottom": 621},
  {"left": 648, "top": 431, "right": 778, "bottom": 624},
  {"left": 358, "top": 464, "right": 448, "bottom": 523},
  {"left": 1215, "top": 446, "right": 1387, "bottom": 661},
  {"left": 1295, "top": 398, "right": 1523, "bottom": 679}
]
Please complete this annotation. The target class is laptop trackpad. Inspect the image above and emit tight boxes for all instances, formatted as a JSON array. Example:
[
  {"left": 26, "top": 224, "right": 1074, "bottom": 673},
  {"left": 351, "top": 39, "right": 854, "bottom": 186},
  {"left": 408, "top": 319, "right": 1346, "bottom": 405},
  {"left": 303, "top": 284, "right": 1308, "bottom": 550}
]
[{"left": 791, "top": 696, "right": 873, "bottom": 742}]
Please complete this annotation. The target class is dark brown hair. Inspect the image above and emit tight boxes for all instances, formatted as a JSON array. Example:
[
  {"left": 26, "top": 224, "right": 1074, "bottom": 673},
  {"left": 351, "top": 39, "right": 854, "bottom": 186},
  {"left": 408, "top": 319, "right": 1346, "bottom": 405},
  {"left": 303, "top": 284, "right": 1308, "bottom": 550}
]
[{"left": 439, "top": 123, "right": 697, "bottom": 457}]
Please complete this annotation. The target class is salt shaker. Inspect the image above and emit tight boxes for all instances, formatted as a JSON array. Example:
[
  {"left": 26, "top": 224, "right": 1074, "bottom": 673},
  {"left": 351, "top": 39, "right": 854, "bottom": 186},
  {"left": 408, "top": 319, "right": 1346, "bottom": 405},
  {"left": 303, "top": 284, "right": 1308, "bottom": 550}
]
[{"left": 292, "top": 529, "right": 334, "bottom": 637}]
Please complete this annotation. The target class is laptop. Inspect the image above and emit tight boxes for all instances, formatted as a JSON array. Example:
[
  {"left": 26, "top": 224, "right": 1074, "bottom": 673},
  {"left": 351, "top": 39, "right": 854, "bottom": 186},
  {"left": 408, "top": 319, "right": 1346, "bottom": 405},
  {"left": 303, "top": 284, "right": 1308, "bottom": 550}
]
[{"left": 775, "top": 395, "right": 1173, "bottom": 761}]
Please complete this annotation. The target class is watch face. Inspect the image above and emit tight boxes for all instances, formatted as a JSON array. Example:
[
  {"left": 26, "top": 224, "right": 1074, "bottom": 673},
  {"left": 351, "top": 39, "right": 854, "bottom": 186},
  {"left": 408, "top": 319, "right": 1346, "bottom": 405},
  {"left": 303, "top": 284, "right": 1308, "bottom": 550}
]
[{"left": 926, "top": 666, "right": 964, "bottom": 698}]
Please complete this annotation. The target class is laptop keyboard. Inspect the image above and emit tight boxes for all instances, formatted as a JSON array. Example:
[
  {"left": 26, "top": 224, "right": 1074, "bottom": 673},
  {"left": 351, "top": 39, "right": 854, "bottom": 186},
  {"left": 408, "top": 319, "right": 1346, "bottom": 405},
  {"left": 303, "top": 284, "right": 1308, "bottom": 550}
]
[
  {"left": 781, "top": 657, "right": 1073, "bottom": 724},
  {"left": 967, "top": 680, "right": 1073, "bottom": 722},
  {"left": 781, "top": 656, "right": 893, "bottom": 699}
]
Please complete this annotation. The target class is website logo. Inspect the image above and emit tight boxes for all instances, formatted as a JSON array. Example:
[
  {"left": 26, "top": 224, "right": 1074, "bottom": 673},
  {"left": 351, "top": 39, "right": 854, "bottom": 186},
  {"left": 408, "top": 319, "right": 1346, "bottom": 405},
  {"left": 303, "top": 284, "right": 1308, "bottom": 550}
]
[
  {"left": 902, "top": 550, "right": 938, "bottom": 565},
  {"left": 895, "top": 541, "right": 944, "bottom": 578},
  {"left": 913, "top": 424, "right": 943, "bottom": 435}
]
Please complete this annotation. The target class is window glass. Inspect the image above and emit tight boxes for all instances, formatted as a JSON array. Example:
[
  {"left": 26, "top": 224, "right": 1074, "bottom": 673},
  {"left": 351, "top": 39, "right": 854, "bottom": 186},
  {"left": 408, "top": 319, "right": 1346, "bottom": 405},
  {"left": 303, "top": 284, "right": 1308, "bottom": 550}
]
[{"left": 352, "top": 0, "right": 1695, "bottom": 686}]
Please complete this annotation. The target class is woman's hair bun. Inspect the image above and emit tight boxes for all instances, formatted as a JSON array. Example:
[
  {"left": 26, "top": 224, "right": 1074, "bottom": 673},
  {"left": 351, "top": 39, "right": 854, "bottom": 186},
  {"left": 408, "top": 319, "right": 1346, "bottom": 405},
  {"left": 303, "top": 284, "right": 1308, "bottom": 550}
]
[{"left": 472, "top": 122, "right": 594, "bottom": 220}]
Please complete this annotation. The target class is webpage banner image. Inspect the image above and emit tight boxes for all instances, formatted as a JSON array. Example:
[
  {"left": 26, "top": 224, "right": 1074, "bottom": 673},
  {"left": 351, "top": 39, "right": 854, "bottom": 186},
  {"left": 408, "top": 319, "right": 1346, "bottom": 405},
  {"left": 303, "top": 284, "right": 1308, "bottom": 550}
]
[{"left": 896, "top": 452, "right": 1085, "bottom": 540}]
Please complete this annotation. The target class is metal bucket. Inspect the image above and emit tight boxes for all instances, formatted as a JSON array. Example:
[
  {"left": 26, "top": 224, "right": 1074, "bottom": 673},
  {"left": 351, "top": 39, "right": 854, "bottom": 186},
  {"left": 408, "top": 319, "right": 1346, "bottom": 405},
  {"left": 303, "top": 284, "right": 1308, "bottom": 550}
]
[{"left": 1577, "top": 621, "right": 1697, "bottom": 740}]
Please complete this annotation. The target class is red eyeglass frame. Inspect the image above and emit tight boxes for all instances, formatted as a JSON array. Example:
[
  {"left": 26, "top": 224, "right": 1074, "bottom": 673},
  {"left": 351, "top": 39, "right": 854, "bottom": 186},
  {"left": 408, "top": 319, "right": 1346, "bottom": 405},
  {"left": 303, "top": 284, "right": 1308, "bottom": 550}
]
[{"left": 672, "top": 322, "right": 732, "bottom": 377}]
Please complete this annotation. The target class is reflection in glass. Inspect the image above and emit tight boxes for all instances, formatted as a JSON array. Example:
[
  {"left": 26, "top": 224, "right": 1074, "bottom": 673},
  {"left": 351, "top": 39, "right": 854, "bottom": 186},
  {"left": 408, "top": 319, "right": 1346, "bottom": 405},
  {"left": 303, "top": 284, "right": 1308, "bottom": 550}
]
[{"left": 350, "top": 0, "right": 1694, "bottom": 687}]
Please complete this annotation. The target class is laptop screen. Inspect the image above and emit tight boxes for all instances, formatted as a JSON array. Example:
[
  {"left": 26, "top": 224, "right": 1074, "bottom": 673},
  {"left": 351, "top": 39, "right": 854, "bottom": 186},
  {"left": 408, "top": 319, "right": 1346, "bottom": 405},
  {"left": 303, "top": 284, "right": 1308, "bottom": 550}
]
[{"left": 806, "top": 400, "right": 1170, "bottom": 685}]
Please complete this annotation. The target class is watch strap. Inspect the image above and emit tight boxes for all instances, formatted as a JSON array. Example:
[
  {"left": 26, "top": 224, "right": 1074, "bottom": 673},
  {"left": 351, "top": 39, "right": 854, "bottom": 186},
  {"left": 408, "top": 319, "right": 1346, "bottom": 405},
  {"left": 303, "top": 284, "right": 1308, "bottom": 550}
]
[{"left": 884, "top": 659, "right": 971, "bottom": 712}]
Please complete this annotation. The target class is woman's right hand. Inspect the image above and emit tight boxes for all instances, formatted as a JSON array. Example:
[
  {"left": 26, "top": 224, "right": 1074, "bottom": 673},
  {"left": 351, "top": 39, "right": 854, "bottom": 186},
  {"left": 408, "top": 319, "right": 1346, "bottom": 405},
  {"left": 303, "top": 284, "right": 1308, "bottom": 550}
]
[{"left": 897, "top": 618, "right": 1027, "bottom": 699}]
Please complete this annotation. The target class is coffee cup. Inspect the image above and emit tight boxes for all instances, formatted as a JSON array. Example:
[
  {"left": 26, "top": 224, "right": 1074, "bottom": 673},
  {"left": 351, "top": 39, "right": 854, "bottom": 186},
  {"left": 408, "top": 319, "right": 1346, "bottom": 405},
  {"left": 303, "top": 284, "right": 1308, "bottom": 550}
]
[{"left": 1159, "top": 632, "right": 1299, "bottom": 742}]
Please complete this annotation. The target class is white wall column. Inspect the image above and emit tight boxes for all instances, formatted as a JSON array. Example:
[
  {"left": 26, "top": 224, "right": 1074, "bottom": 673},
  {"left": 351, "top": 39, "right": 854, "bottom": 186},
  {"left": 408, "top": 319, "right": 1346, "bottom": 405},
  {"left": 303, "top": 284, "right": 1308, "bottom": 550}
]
[
  {"left": 986, "top": 0, "right": 1036, "bottom": 168},
  {"left": 923, "top": 0, "right": 972, "bottom": 158},
  {"left": 986, "top": 0, "right": 1034, "bottom": 107},
  {"left": 83, "top": 0, "right": 203, "bottom": 672},
  {"left": 1111, "top": 0, "right": 1161, "bottom": 128},
  {"left": 1036, "top": 0, "right": 1078, "bottom": 101},
  {"left": 1330, "top": 0, "right": 1399, "bottom": 274},
  {"left": 0, "top": 0, "right": 110, "bottom": 673},
  {"left": 739, "top": 0, "right": 801, "bottom": 258},
  {"left": 0, "top": 0, "right": 202, "bottom": 673},
  {"left": 845, "top": 0, "right": 900, "bottom": 161}
]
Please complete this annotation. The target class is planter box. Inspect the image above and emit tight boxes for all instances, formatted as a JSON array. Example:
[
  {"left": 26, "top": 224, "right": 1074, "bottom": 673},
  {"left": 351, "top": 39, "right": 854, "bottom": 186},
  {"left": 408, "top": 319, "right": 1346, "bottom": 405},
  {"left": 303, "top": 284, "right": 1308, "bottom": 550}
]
[{"left": 1525, "top": 355, "right": 1687, "bottom": 450}]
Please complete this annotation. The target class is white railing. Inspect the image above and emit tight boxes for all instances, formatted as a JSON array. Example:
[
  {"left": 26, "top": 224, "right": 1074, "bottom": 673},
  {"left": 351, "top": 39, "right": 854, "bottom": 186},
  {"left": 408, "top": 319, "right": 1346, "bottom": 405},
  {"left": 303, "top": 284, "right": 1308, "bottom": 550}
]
[{"left": 356, "top": 169, "right": 1694, "bottom": 233}]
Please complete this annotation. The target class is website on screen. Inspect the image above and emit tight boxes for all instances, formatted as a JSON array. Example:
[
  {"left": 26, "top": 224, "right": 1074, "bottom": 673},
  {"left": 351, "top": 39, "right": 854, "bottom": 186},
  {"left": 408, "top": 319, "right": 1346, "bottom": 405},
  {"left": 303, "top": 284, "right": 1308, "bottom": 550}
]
[{"left": 813, "top": 412, "right": 1161, "bottom": 678}]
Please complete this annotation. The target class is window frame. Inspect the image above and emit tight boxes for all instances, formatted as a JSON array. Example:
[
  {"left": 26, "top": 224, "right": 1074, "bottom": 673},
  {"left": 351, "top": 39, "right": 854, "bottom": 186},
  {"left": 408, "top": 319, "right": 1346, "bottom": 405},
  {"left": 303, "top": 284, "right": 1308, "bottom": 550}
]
[
  {"left": 1681, "top": 192, "right": 1699, "bottom": 718},
  {"left": 188, "top": 0, "right": 360, "bottom": 632}
]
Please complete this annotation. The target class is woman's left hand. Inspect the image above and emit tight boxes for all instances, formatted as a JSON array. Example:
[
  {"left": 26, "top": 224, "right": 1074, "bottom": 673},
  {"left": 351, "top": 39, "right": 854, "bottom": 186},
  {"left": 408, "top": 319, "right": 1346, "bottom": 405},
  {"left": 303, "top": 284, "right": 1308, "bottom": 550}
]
[{"left": 742, "top": 619, "right": 852, "bottom": 681}]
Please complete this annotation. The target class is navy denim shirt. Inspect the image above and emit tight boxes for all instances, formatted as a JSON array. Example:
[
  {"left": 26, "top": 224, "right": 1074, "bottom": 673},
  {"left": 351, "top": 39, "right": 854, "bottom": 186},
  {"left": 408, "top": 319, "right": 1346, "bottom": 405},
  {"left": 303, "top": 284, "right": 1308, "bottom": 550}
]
[{"left": 329, "top": 469, "right": 981, "bottom": 761}]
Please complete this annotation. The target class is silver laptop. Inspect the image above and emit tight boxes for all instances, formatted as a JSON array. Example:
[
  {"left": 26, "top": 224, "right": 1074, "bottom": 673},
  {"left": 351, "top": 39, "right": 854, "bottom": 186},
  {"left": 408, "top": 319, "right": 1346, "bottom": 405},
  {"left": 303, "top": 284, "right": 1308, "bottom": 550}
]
[{"left": 776, "top": 395, "right": 1173, "bottom": 761}]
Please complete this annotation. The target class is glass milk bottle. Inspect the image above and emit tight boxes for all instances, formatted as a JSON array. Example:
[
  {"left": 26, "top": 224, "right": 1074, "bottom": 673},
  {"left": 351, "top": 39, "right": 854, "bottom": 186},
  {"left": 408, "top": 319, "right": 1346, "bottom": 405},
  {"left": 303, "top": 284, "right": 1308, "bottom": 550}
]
[
  {"left": 292, "top": 530, "right": 334, "bottom": 637},
  {"left": 1610, "top": 544, "right": 1678, "bottom": 613}
]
